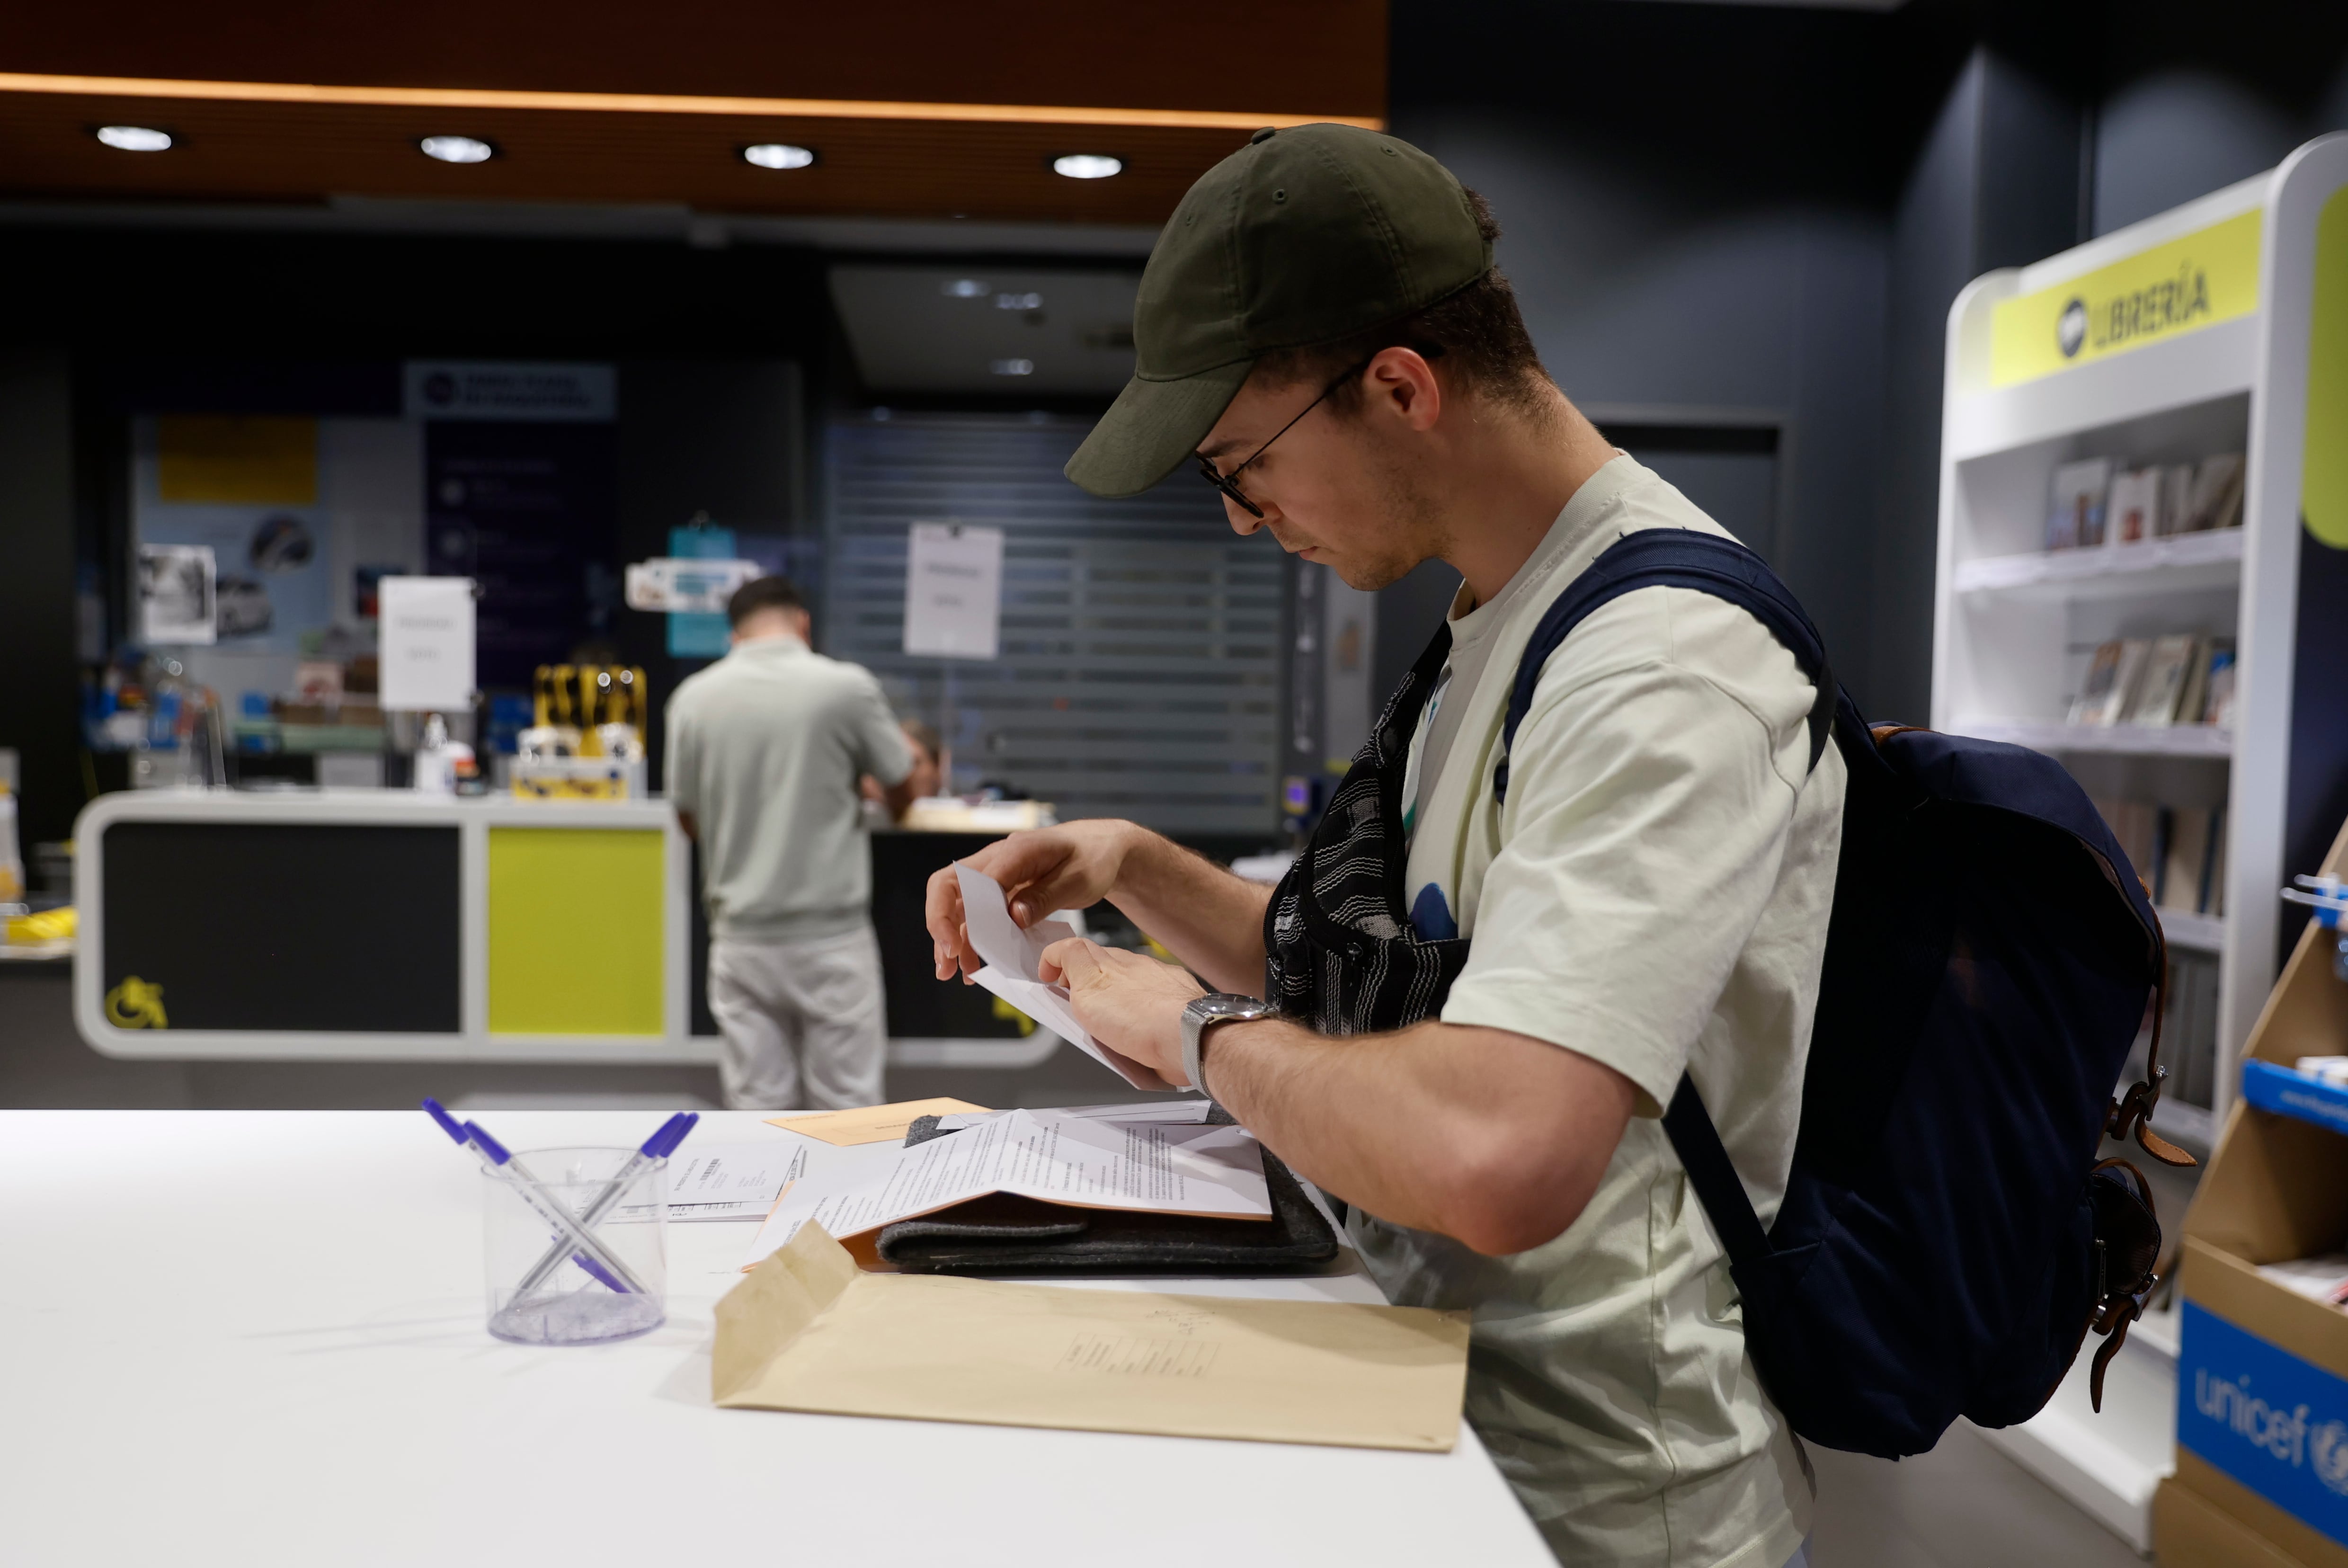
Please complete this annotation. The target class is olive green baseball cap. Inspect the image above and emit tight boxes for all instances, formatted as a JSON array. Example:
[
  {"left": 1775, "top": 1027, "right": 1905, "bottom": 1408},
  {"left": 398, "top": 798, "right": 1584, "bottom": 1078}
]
[{"left": 1066, "top": 123, "right": 1492, "bottom": 499}]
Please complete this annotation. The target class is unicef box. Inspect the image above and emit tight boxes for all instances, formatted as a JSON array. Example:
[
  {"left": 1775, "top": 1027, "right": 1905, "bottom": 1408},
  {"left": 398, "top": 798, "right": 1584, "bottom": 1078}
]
[{"left": 2159, "top": 820, "right": 2348, "bottom": 1567}]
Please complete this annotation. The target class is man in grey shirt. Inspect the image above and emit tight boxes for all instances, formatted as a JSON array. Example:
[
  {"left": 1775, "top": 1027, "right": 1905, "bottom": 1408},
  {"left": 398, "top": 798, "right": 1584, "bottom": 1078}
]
[{"left": 667, "top": 577, "right": 916, "bottom": 1110}]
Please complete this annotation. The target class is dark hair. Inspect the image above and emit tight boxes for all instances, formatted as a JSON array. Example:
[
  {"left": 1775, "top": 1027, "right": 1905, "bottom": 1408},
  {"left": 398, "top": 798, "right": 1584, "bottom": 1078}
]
[
  {"left": 1254, "top": 190, "right": 1551, "bottom": 417},
  {"left": 899, "top": 719, "right": 943, "bottom": 761},
  {"left": 726, "top": 575, "right": 806, "bottom": 629}
]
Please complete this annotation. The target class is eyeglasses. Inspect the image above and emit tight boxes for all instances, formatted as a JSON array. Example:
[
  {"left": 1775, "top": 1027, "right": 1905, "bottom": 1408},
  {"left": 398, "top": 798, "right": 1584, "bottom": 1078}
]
[{"left": 1192, "top": 353, "right": 1381, "bottom": 519}]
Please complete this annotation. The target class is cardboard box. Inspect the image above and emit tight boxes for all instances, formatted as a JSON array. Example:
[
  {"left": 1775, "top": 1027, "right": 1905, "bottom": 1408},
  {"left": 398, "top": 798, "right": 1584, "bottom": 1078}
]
[{"left": 2161, "top": 818, "right": 2348, "bottom": 1566}]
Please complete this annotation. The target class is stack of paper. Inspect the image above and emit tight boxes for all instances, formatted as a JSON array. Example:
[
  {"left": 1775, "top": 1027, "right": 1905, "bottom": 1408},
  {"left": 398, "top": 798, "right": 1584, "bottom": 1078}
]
[
  {"left": 742, "top": 1105, "right": 1270, "bottom": 1270},
  {"left": 953, "top": 861, "right": 1178, "bottom": 1091}
]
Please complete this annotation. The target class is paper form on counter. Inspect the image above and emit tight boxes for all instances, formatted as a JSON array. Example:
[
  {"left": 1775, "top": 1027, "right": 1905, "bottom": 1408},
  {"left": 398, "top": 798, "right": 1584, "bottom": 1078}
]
[
  {"left": 741, "top": 1105, "right": 1270, "bottom": 1269},
  {"left": 614, "top": 1143, "right": 804, "bottom": 1222},
  {"left": 953, "top": 861, "right": 1177, "bottom": 1091}
]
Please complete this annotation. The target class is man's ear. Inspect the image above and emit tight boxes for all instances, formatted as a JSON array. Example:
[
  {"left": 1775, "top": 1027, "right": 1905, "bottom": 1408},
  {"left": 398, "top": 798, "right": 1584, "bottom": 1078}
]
[{"left": 1365, "top": 346, "right": 1443, "bottom": 433}]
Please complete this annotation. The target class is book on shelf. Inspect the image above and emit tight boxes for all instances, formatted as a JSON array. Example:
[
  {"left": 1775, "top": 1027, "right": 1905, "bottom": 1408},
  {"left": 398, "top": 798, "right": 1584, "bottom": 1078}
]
[
  {"left": 2126, "top": 633, "right": 2205, "bottom": 727},
  {"left": 2069, "top": 637, "right": 2149, "bottom": 725},
  {"left": 2153, "top": 464, "right": 2195, "bottom": 537},
  {"left": 2091, "top": 795, "right": 2227, "bottom": 917},
  {"left": 2203, "top": 641, "right": 2238, "bottom": 728},
  {"left": 2180, "top": 453, "right": 2247, "bottom": 533},
  {"left": 2108, "top": 467, "right": 2162, "bottom": 544},
  {"left": 2048, "top": 457, "right": 2113, "bottom": 550}
]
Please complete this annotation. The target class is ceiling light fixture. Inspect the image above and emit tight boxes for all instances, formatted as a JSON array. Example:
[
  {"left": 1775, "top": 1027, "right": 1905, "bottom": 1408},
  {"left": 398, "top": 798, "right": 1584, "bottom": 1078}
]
[
  {"left": 741, "top": 143, "right": 815, "bottom": 170},
  {"left": 1052, "top": 154, "right": 1122, "bottom": 180},
  {"left": 990, "top": 359, "right": 1036, "bottom": 376},
  {"left": 419, "top": 134, "right": 495, "bottom": 164},
  {"left": 94, "top": 125, "right": 173, "bottom": 152},
  {"left": 996, "top": 292, "right": 1044, "bottom": 311},
  {"left": 942, "top": 279, "right": 989, "bottom": 298}
]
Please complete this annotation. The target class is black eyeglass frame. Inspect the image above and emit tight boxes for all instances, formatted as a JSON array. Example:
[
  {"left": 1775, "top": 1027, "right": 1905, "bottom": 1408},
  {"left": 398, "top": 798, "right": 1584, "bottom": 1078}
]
[{"left": 1192, "top": 346, "right": 1439, "bottom": 518}]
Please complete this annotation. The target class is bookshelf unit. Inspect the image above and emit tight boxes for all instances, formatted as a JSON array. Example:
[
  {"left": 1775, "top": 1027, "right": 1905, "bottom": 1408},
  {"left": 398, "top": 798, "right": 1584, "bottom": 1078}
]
[{"left": 1932, "top": 134, "right": 2348, "bottom": 1551}]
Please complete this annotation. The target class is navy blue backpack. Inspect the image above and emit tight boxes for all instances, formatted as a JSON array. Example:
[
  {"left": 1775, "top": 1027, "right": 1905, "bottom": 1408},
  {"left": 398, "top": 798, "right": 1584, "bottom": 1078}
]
[{"left": 1495, "top": 529, "right": 2196, "bottom": 1460}]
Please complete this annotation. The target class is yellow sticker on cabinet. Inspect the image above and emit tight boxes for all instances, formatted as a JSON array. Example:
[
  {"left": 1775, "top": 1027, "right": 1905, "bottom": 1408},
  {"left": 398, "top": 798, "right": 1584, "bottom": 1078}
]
[
  {"left": 1991, "top": 209, "right": 2263, "bottom": 387},
  {"left": 2305, "top": 186, "right": 2348, "bottom": 550}
]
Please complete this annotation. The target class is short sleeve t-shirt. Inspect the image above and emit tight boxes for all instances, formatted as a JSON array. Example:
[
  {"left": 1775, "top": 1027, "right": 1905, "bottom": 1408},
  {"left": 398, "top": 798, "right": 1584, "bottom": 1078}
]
[
  {"left": 1357, "top": 455, "right": 1845, "bottom": 1568},
  {"left": 667, "top": 636, "right": 913, "bottom": 942}
]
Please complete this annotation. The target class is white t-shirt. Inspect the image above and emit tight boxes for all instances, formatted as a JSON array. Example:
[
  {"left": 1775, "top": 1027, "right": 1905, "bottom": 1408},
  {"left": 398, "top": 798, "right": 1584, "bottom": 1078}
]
[{"left": 1356, "top": 455, "right": 1845, "bottom": 1568}]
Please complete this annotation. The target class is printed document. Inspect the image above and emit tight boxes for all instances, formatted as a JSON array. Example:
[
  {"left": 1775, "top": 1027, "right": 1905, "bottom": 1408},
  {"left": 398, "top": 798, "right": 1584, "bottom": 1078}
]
[
  {"left": 615, "top": 1143, "right": 803, "bottom": 1223},
  {"left": 742, "top": 1106, "right": 1270, "bottom": 1268},
  {"left": 954, "top": 861, "right": 1177, "bottom": 1091}
]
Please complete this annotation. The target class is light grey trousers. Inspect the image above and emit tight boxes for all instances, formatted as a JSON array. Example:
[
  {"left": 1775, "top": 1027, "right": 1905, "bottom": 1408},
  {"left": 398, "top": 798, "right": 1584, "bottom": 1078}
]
[{"left": 706, "top": 926, "right": 887, "bottom": 1112}]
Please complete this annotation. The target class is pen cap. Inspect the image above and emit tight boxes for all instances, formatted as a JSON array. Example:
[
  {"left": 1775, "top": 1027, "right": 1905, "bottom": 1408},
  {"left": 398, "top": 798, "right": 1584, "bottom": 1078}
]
[
  {"left": 641, "top": 1111, "right": 698, "bottom": 1160},
  {"left": 465, "top": 1121, "right": 515, "bottom": 1166},
  {"left": 421, "top": 1098, "right": 469, "bottom": 1144}
]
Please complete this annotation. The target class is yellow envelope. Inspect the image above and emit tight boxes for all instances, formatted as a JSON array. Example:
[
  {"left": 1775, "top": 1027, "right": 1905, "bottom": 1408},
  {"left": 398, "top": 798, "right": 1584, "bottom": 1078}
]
[
  {"left": 765, "top": 1098, "right": 991, "bottom": 1147},
  {"left": 713, "top": 1223, "right": 1471, "bottom": 1452}
]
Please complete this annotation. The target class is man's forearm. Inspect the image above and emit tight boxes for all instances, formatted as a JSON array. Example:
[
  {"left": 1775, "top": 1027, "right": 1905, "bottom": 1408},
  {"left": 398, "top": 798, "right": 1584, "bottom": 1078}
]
[
  {"left": 1103, "top": 826, "right": 1274, "bottom": 997},
  {"left": 1197, "top": 1016, "right": 1634, "bottom": 1256}
]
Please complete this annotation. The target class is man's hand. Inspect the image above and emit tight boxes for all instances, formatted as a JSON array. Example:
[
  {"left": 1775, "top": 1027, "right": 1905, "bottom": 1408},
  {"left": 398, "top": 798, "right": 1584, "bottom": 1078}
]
[
  {"left": 924, "top": 820, "right": 1139, "bottom": 981},
  {"left": 1040, "top": 938, "right": 1206, "bottom": 1085}
]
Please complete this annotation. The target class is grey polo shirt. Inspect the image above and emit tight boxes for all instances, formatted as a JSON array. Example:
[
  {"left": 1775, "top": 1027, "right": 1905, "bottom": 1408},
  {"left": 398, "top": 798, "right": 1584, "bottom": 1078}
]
[{"left": 665, "top": 635, "right": 913, "bottom": 942}]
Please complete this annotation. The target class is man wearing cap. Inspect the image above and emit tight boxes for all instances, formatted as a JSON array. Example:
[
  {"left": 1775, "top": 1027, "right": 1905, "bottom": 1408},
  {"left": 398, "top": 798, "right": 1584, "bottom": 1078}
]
[{"left": 926, "top": 125, "right": 1839, "bottom": 1568}]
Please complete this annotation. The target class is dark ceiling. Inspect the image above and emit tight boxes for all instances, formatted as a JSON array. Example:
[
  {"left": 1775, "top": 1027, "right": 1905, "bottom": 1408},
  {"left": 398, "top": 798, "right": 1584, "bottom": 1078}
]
[{"left": 0, "top": 1, "right": 1389, "bottom": 225}]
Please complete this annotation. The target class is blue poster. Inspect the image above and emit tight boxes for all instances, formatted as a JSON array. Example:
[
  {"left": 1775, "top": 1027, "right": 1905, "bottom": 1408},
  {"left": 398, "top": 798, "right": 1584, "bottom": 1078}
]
[
  {"left": 667, "top": 524, "right": 736, "bottom": 659},
  {"left": 2179, "top": 1301, "right": 2348, "bottom": 1544}
]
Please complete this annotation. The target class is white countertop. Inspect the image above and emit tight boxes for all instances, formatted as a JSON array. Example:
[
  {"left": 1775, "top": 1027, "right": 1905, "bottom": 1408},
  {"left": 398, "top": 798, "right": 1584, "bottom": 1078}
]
[{"left": 0, "top": 1110, "right": 1550, "bottom": 1567}]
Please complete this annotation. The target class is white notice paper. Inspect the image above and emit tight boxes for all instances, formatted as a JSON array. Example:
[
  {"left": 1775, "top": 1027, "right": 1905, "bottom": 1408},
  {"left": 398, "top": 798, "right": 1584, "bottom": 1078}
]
[
  {"left": 902, "top": 523, "right": 1004, "bottom": 660},
  {"left": 616, "top": 1142, "right": 804, "bottom": 1222},
  {"left": 741, "top": 1107, "right": 1270, "bottom": 1268},
  {"left": 953, "top": 861, "right": 1176, "bottom": 1091},
  {"left": 377, "top": 576, "right": 477, "bottom": 712}
]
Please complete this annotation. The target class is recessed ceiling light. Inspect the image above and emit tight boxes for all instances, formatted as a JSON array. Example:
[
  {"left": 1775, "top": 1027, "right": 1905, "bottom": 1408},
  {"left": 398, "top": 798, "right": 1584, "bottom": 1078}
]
[
  {"left": 94, "top": 125, "right": 172, "bottom": 152},
  {"left": 1052, "top": 154, "right": 1122, "bottom": 180},
  {"left": 941, "top": 279, "right": 989, "bottom": 298},
  {"left": 742, "top": 143, "right": 815, "bottom": 170},
  {"left": 990, "top": 358, "right": 1036, "bottom": 376},
  {"left": 419, "top": 135, "right": 495, "bottom": 165},
  {"left": 996, "top": 292, "right": 1044, "bottom": 311}
]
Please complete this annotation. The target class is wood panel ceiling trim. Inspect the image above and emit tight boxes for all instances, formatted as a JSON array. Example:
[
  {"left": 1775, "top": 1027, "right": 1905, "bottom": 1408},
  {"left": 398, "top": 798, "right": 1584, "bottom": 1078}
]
[{"left": 0, "top": 72, "right": 1384, "bottom": 132}]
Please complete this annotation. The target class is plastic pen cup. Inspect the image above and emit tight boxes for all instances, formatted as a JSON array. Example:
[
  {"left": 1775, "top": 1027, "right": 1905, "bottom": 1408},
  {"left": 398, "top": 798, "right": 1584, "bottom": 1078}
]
[{"left": 481, "top": 1146, "right": 668, "bottom": 1345}]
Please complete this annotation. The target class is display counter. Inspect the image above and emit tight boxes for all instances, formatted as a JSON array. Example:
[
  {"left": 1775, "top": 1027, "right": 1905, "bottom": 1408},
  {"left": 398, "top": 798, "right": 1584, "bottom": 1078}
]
[{"left": 71, "top": 789, "right": 1052, "bottom": 1069}]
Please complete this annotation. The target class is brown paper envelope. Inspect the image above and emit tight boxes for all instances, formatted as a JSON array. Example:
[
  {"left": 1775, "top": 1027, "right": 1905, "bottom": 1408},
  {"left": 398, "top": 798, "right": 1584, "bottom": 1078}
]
[
  {"left": 765, "top": 1098, "right": 992, "bottom": 1147},
  {"left": 713, "top": 1223, "right": 1470, "bottom": 1452}
]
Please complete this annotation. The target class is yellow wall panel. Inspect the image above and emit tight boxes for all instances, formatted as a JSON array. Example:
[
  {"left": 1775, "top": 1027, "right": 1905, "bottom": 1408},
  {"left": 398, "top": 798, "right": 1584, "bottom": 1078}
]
[{"left": 487, "top": 828, "right": 664, "bottom": 1035}]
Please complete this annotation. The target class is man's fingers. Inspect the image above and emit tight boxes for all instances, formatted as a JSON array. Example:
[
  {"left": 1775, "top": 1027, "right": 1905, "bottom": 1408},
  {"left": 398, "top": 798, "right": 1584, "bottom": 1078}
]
[
  {"left": 923, "top": 866, "right": 968, "bottom": 979},
  {"left": 1040, "top": 936, "right": 1099, "bottom": 988}
]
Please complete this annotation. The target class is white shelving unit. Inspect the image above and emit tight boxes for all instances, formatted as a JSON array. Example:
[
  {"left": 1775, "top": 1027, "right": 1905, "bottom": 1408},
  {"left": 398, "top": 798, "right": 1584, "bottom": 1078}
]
[{"left": 1933, "top": 134, "right": 2348, "bottom": 1552}]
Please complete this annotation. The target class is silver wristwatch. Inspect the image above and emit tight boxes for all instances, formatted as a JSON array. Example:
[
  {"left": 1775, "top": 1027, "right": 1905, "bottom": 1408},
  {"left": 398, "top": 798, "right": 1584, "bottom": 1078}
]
[{"left": 1180, "top": 993, "right": 1275, "bottom": 1097}]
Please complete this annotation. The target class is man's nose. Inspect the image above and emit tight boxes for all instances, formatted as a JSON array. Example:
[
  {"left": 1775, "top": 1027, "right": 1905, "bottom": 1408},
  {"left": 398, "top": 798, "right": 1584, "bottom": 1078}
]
[{"left": 1223, "top": 496, "right": 1270, "bottom": 535}]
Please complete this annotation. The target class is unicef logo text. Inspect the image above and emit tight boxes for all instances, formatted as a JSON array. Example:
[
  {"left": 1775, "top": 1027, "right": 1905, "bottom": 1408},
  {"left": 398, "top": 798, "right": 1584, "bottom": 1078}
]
[{"left": 2197, "top": 1368, "right": 2348, "bottom": 1492}]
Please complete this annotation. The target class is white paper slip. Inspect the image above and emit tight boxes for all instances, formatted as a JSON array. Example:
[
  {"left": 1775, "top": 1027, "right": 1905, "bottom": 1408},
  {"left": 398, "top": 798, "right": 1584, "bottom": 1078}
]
[
  {"left": 953, "top": 860, "right": 1179, "bottom": 1092},
  {"left": 616, "top": 1143, "right": 805, "bottom": 1222},
  {"left": 741, "top": 1107, "right": 1270, "bottom": 1269}
]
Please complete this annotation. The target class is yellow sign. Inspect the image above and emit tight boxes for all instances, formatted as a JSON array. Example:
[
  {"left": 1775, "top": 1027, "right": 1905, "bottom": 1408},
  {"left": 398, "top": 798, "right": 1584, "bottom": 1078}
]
[
  {"left": 1991, "top": 209, "right": 2263, "bottom": 387},
  {"left": 156, "top": 415, "right": 318, "bottom": 504},
  {"left": 2306, "top": 187, "right": 2348, "bottom": 550},
  {"left": 104, "top": 976, "right": 168, "bottom": 1029}
]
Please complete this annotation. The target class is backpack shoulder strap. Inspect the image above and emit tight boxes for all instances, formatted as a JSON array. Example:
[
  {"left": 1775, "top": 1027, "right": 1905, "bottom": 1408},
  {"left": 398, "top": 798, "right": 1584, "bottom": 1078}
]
[
  {"left": 1494, "top": 527, "right": 1839, "bottom": 1265},
  {"left": 1495, "top": 528, "right": 1835, "bottom": 804}
]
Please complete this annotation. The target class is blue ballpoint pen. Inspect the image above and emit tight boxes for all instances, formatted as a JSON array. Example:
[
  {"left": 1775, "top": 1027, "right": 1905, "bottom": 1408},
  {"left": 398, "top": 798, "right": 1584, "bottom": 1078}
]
[
  {"left": 421, "top": 1098, "right": 643, "bottom": 1295},
  {"left": 507, "top": 1110, "right": 698, "bottom": 1301}
]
